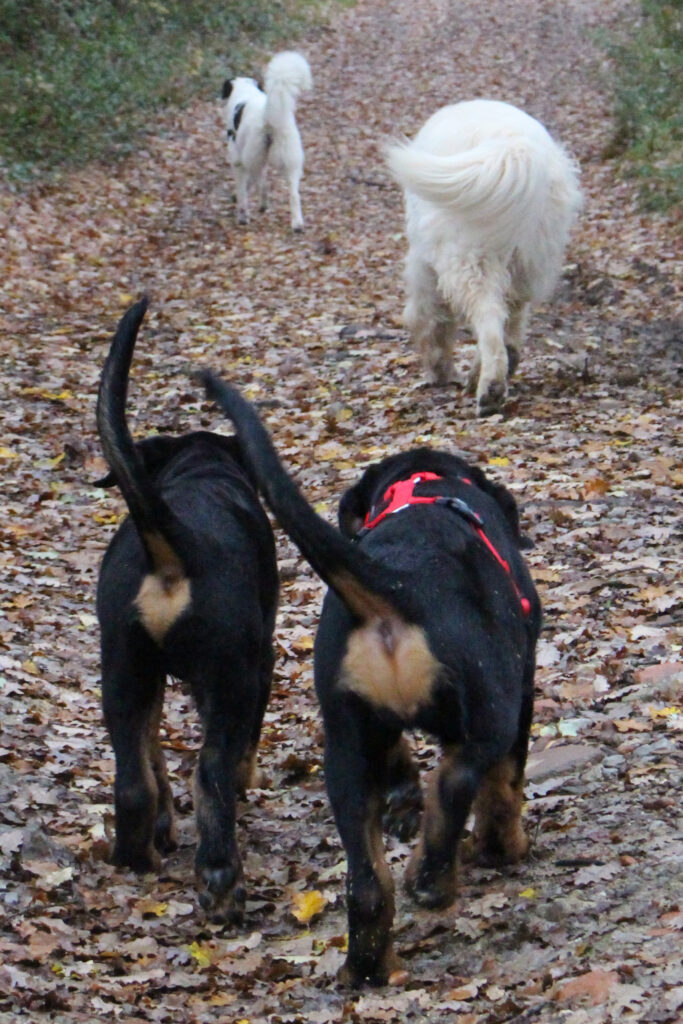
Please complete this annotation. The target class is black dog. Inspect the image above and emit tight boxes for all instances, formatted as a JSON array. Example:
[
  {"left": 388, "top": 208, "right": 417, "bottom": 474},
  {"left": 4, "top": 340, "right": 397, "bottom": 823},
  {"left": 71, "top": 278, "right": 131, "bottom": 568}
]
[
  {"left": 200, "top": 371, "right": 541, "bottom": 985},
  {"left": 96, "top": 299, "right": 278, "bottom": 923}
]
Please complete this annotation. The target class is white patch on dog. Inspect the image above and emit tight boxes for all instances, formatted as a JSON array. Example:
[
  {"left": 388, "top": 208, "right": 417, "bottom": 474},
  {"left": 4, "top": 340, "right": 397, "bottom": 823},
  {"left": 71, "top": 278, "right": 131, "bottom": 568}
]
[
  {"left": 386, "top": 99, "right": 581, "bottom": 416},
  {"left": 222, "top": 51, "right": 312, "bottom": 231},
  {"left": 341, "top": 618, "right": 441, "bottom": 718}
]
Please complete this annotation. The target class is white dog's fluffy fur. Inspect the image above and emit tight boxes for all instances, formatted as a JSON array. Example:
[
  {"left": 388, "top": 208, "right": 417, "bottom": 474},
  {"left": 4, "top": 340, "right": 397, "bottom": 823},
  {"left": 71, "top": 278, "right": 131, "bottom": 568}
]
[
  {"left": 221, "top": 51, "right": 312, "bottom": 231},
  {"left": 386, "top": 100, "right": 581, "bottom": 415}
]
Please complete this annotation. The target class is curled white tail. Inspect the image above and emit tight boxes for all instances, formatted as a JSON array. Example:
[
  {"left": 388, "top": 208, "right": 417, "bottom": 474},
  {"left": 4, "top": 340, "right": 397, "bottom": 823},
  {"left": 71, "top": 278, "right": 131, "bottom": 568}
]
[
  {"left": 386, "top": 138, "right": 548, "bottom": 252},
  {"left": 264, "top": 51, "right": 312, "bottom": 131}
]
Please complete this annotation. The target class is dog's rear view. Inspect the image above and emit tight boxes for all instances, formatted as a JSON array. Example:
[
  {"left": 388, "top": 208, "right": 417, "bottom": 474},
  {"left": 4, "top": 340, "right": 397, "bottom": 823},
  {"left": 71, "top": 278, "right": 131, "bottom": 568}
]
[
  {"left": 96, "top": 298, "right": 278, "bottom": 923},
  {"left": 387, "top": 100, "right": 581, "bottom": 416},
  {"left": 221, "top": 51, "right": 312, "bottom": 230}
]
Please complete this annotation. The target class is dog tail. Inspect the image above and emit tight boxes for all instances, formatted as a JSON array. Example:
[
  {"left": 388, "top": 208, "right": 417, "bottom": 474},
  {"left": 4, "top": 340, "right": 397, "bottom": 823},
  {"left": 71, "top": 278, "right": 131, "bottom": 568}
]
[
  {"left": 386, "top": 136, "right": 551, "bottom": 249},
  {"left": 97, "top": 297, "right": 193, "bottom": 578},
  {"left": 263, "top": 51, "right": 312, "bottom": 131},
  {"left": 199, "top": 371, "right": 417, "bottom": 623}
]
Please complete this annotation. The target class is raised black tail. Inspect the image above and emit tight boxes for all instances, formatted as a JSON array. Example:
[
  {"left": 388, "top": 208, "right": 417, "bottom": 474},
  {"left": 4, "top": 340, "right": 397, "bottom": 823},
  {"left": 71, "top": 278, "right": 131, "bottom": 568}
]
[
  {"left": 198, "top": 371, "right": 417, "bottom": 622},
  {"left": 97, "top": 298, "right": 192, "bottom": 577}
]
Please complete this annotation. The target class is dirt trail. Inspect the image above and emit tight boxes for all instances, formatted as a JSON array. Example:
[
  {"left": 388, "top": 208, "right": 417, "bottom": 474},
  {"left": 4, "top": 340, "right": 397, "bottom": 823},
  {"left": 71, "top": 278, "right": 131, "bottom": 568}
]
[{"left": 0, "top": 0, "right": 681, "bottom": 1021}]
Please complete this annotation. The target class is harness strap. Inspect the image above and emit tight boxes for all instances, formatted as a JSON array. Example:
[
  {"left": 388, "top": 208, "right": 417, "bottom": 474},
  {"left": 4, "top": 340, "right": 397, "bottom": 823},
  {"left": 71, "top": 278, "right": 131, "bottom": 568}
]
[{"left": 361, "top": 471, "right": 531, "bottom": 616}]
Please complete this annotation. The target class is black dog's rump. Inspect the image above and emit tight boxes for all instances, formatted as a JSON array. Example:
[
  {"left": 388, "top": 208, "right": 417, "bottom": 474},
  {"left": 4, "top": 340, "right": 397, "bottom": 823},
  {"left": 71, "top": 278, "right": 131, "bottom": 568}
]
[
  {"left": 96, "top": 299, "right": 278, "bottom": 923},
  {"left": 200, "top": 371, "right": 541, "bottom": 985}
]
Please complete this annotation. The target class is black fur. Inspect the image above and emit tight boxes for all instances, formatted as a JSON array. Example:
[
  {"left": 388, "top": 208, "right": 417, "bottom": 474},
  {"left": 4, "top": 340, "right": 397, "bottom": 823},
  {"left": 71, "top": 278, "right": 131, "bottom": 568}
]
[
  {"left": 96, "top": 301, "right": 278, "bottom": 924},
  {"left": 199, "top": 372, "right": 541, "bottom": 986},
  {"left": 221, "top": 78, "right": 233, "bottom": 100}
]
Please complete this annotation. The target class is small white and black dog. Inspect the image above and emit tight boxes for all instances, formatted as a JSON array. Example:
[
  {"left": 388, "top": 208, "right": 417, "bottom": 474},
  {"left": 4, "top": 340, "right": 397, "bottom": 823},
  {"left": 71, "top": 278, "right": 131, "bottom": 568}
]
[
  {"left": 386, "top": 100, "right": 581, "bottom": 416},
  {"left": 221, "top": 51, "right": 312, "bottom": 231}
]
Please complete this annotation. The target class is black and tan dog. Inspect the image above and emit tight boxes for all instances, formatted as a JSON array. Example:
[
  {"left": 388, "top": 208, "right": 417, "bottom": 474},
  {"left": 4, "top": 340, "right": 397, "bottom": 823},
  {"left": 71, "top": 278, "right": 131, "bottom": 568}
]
[
  {"left": 199, "top": 371, "right": 541, "bottom": 985},
  {"left": 96, "top": 299, "right": 278, "bottom": 923}
]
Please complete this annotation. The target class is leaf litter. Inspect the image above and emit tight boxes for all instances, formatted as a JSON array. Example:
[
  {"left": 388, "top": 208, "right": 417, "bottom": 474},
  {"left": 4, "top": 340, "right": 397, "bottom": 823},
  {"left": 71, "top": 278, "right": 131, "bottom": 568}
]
[{"left": 0, "top": 0, "right": 681, "bottom": 1021}]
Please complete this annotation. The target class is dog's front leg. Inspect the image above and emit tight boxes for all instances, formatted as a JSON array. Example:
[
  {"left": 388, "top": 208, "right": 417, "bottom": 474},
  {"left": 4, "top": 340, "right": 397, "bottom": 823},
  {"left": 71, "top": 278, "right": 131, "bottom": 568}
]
[
  {"left": 405, "top": 745, "right": 479, "bottom": 908},
  {"left": 324, "top": 714, "right": 402, "bottom": 987}
]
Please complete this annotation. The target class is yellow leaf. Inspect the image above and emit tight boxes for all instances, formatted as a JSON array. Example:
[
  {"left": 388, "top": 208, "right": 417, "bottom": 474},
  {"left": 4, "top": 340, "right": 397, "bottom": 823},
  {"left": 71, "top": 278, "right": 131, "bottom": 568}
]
[
  {"left": 48, "top": 453, "right": 66, "bottom": 468},
  {"left": 338, "top": 408, "right": 354, "bottom": 422},
  {"left": 137, "top": 899, "right": 168, "bottom": 917},
  {"left": 118, "top": 292, "right": 134, "bottom": 306},
  {"left": 292, "top": 634, "right": 314, "bottom": 653},
  {"left": 519, "top": 887, "right": 537, "bottom": 899},
  {"left": 93, "top": 513, "right": 119, "bottom": 525},
  {"left": 186, "top": 941, "right": 212, "bottom": 968},
  {"left": 291, "top": 889, "right": 327, "bottom": 923},
  {"left": 488, "top": 456, "right": 510, "bottom": 466},
  {"left": 650, "top": 705, "right": 680, "bottom": 719},
  {"left": 22, "top": 660, "right": 39, "bottom": 676},
  {"left": 0, "top": 447, "right": 19, "bottom": 459}
]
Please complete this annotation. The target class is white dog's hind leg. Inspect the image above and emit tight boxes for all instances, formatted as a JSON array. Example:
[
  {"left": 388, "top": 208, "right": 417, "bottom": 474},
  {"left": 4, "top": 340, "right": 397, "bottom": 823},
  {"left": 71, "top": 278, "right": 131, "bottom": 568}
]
[
  {"left": 286, "top": 168, "right": 304, "bottom": 231},
  {"left": 257, "top": 167, "right": 268, "bottom": 212},
  {"left": 404, "top": 255, "right": 455, "bottom": 384},
  {"left": 472, "top": 305, "right": 508, "bottom": 416},
  {"left": 504, "top": 299, "right": 529, "bottom": 377},
  {"left": 235, "top": 167, "right": 250, "bottom": 225}
]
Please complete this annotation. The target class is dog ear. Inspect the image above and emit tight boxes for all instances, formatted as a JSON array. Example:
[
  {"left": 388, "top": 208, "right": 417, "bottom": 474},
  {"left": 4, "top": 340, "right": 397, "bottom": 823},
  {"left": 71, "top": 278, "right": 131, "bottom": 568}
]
[
  {"left": 338, "top": 485, "right": 368, "bottom": 538},
  {"left": 221, "top": 78, "right": 233, "bottom": 100},
  {"left": 255, "top": 77, "right": 264, "bottom": 92}
]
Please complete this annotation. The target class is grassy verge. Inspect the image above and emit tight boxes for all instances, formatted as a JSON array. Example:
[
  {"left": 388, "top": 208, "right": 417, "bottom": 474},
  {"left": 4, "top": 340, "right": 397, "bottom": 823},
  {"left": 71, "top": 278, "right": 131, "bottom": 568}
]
[
  {"left": 0, "top": 0, "right": 327, "bottom": 185},
  {"left": 605, "top": 0, "right": 682, "bottom": 212}
]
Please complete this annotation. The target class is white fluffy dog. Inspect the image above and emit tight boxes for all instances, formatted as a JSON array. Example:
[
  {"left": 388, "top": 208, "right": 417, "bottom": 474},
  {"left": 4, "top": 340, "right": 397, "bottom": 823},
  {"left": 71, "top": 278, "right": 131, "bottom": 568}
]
[
  {"left": 221, "top": 51, "right": 312, "bottom": 231},
  {"left": 386, "top": 100, "right": 581, "bottom": 416}
]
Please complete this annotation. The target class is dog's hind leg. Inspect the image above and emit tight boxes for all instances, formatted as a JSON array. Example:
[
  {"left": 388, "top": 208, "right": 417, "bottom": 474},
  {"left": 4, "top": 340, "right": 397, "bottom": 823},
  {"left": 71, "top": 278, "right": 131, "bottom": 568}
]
[
  {"left": 193, "top": 660, "right": 260, "bottom": 923},
  {"left": 404, "top": 253, "right": 455, "bottom": 384},
  {"left": 472, "top": 303, "right": 509, "bottom": 416},
  {"left": 463, "top": 675, "right": 532, "bottom": 864},
  {"left": 235, "top": 637, "right": 274, "bottom": 795},
  {"left": 286, "top": 167, "right": 304, "bottom": 231},
  {"left": 383, "top": 735, "right": 423, "bottom": 841},
  {"left": 325, "top": 711, "right": 403, "bottom": 987},
  {"left": 235, "top": 167, "right": 250, "bottom": 225},
  {"left": 102, "top": 649, "right": 168, "bottom": 873},
  {"left": 405, "top": 744, "right": 481, "bottom": 909},
  {"left": 504, "top": 298, "right": 530, "bottom": 378}
]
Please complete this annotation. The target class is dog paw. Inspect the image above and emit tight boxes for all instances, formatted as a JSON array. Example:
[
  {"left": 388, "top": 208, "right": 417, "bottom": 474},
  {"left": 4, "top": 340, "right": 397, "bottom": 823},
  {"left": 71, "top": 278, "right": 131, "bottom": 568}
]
[
  {"left": 112, "top": 842, "right": 162, "bottom": 874},
  {"left": 405, "top": 875, "right": 456, "bottom": 910},
  {"left": 476, "top": 379, "right": 507, "bottom": 417},
  {"left": 337, "top": 948, "right": 402, "bottom": 988},
  {"left": 197, "top": 862, "right": 246, "bottom": 924},
  {"left": 154, "top": 813, "right": 178, "bottom": 855}
]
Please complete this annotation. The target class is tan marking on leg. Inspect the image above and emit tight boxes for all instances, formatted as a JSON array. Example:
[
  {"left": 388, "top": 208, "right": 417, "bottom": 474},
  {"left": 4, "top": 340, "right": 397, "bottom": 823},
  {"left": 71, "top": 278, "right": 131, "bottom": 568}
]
[
  {"left": 340, "top": 619, "right": 441, "bottom": 718},
  {"left": 406, "top": 745, "right": 461, "bottom": 902},
  {"left": 235, "top": 745, "right": 260, "bottom": 796},
  {"left": 468, "top": 756, "right": 529, "bottom": 862}
]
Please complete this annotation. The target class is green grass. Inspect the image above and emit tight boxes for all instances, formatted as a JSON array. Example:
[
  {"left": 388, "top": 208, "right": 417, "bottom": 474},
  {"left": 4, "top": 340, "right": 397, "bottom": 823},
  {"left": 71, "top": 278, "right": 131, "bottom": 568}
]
[
  {"left": 0, "top": 0, "right": 326, "bottom": 184},
  {"left": 606, "top": 0, "right": 682, "bottom": 212}
]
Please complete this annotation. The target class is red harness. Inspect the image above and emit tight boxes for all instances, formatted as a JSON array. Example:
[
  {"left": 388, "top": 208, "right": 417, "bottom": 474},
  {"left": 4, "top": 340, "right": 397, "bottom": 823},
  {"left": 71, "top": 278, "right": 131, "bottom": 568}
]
[{"left": 362, "top": 471, "right": 531, "bottom": 616}]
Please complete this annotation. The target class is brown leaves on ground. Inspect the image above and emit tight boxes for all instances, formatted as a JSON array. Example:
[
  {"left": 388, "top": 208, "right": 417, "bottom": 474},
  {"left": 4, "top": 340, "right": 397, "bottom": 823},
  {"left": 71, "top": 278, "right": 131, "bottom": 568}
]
[{"left": 0, "top": 0, "right": 681, "bottom": 1022}]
